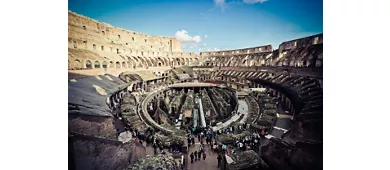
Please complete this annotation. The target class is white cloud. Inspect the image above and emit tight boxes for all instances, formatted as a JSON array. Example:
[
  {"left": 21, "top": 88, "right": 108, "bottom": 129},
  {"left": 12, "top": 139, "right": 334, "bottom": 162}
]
[
  {"left": 203, "top": 43, "right": 206, "bottom": 46},
  {"left": 242, "top": 0, "right": 268, "bottom": 4},
  {"left": 213, "top": 0, "right": 227, "bottom": 9},
  {"left": 192, "top": 36, "right": 201, "bottom": 43},
  {"left": 182, "top": 43, "right": 202, "bottom": 50},
  {"left": 175, "top": 30, "right": 202, "bottom": 43},
  {"left": 204, "top": 35, "right": 208, "bottom": 38}
]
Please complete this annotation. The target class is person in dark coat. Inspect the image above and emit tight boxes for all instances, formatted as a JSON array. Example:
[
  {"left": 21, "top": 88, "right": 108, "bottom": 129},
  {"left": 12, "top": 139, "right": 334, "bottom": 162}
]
[
  {"left": 194, "top": 151, "right": 198, "bottom": 161},
  {"left": 187, "top": 137, "right": 191, "bottom": 146},
  {"left": 217, "top": 154, "right": 222, "bottom": 168},
  {"left": 203, "top": 152, "right": 206, "bottom": 160},
  {"left": 198, "top": 150, "right": 201, "bottom": 160},
  {"left": 191, "top": 137, "right": 195, "bottom": 146},
  {"left": 190, "top": 152, "right": 194, "bottom": 163}
]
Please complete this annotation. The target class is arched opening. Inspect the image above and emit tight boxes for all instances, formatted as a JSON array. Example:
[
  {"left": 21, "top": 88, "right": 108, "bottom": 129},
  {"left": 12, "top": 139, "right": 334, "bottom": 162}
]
[
  {"left": 149, "top": 57, "right": 157, "bottom": 67},
  {"left": 73, "top": 59, "right": 82, "bottom": 69},
  {"left": 144, "top": 57, "right": 152, "bottom": 67},
  {"left": 122, "top": 62, "right": 126, "bottom": 68},
  {"left": 127, "top": 61, "right": 132, "bottom": 69},
  {"left": 157, "top": 57, "right": 164, "bottom": 66},
  {"left": 158, "top": 62, "right": 162, "bottom": 67},
  {"left": 137, "top": 56, "right": 145, "bottom": 68},
  {"left": 85, "top": 60, "right": 92, "bottom": 69},
  {"left": 116, "top": 61, "right": 121, "bottom": 69},
  {"left": 185, "top": 58, "right": 189, "bottom": 65},
  {"left": 303, "top": 60, "right": 307, "bottom": 67},
  {"left": 102, "top": 61, "right": 108, "bottom": 68},
  {"left": 94, "top": 61, "right": 101, "bottom": 68},
  {"left": 109, "top": 61, "right": 114, "bottom": 68}
]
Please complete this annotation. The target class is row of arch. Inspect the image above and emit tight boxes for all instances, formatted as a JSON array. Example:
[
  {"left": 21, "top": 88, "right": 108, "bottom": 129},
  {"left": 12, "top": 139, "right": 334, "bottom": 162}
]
[
  {"left": 205, "top": 56, "right": 321, "bottom": 68},
  {"left": 68, "top": 57, "right": 199, "bottom": 70}
]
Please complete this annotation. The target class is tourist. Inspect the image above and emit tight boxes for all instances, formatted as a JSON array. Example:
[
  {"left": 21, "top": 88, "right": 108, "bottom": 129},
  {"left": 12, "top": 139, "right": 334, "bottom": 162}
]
[
  {"left": 187, "top": 137, "right": 191, "bottom": 146},
  {"left": 194, "top": 150, "right": 198, "bottom": 161},
  {"left": 191, "top": 136, "right": 195, "bottom": 145},
  {"left": 181, "top": 155, "right": 186, "bottom": 169},
  {"left": 198, "top": 150, "right": 202, "bottom": 160},
  {"left": 239, "top": 142, "right": 244, "bottom": 151},
  {"left": 203, "top": 152, "right": 207, "bottom": 160},
  {"left": 213, "top": 142, "right": 218, "bottom": 153},
  {"left": 190, "top": 152, "right": 194, "bottom": 163},
  {"left": 154, "top": 146, "right": 158, "bottom": 155},
  {"left": 222, "top": 144, "right": 227, "bottom": 153},
  {"left": 217, "top": 154, "right": 222, "bottom": 168}
]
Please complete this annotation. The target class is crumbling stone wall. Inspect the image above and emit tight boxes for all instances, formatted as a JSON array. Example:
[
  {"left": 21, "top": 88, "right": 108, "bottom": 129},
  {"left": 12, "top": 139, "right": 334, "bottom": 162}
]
[
  {"left": 68, "top": 11, "right": 200, "bottom": 71},
  {"left": 279, "top": 33, "right": 323, "bottom": 51},
  {"left": 68, "top": 115, "right": 117, "bottom": 140},
  {"left": 261, "top": 138, "right": 322, "bottom": 170},
  {"left": 69, "top": 134, "right": 146, "bottom": 170},
  {"left": 68, "top": 11, "right": 181, "bottom": 53},
  {"left": 200, "top": 44, "right": 273, "bottom": 58},
  {"left": 200, "top": 33, "right": 323, "bottom": 68}
]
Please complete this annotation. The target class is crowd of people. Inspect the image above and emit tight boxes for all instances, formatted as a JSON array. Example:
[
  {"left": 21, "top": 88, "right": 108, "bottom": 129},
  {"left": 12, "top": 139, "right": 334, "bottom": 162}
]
[
  {"left": 234, "top": 131, "right": 264, "bottom": 152},
  {"left": 187, "top": 127, "right": 215, "bottom": 164}
]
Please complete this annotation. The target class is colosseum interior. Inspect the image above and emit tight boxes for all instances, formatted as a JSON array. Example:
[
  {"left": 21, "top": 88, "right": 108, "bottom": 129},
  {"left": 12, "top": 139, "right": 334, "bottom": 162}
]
[{"left": 68, "top": 10, "right": 323, "bottom": 170}]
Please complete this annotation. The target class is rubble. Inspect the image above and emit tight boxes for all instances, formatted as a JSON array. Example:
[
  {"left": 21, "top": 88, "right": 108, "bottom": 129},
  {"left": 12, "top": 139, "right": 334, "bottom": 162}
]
[
  {"left": 227, "top": 150, "right": 268, "bottom": 170},
  {"left": 127, "top": 155, "right": 179, "bottom": 170}
]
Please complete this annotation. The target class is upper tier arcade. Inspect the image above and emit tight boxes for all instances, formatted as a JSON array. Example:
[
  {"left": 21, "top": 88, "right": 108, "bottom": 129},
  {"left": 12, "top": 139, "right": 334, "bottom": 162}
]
[
  {"left": 68, "top": 11, "right": 183, "bottom": 53},
  {"left": 68, "top": 11, "right": 200, "bottom": 72},
  {"left": 279, "top": 33, "right": 323, "bottom": 52},
  {"left": 199, "top": 44, "right": 273, "bottom": 58},
  {"left": 200, "top": 33, "right": 323, "bottom": 68}
]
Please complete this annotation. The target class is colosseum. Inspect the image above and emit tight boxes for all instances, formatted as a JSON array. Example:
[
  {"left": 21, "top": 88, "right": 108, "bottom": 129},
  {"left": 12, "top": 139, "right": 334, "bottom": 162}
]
[{"left": 68, "top": 10, "right": 323, "bottom": 170}]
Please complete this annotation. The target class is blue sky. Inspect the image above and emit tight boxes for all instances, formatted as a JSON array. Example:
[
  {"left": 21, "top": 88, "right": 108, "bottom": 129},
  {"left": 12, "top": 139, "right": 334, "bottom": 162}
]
[{"left": 69, "top": 0, "right": 323, "bottom": 53}]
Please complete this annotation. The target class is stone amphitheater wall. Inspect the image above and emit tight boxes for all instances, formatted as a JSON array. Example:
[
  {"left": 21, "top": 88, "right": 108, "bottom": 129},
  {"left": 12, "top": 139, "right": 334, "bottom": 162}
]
[
  {"left": 278, "top": 33, "right": 323, "bottom": 51},
  {"left": 68, "top": 11, "right": 199, "bottom": 73},
  {"left": 69, "top": 134, "right": 146, "bottom": 170},
  {"left": 200, "top": 44, "right": 273, "bottom": 58},
  {"left": 68, "top": 11, "right": 182, "bottom": 54}
]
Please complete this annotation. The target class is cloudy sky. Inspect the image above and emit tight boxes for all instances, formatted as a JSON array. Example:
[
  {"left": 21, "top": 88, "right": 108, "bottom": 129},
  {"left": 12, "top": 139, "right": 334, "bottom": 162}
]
[{"left": 69, "top": 0, "right": 323, "bottom": 53}]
